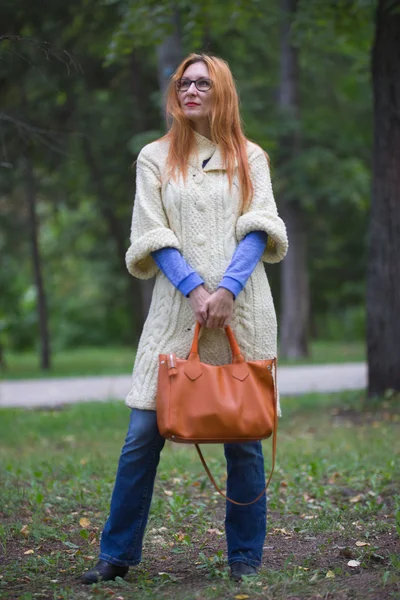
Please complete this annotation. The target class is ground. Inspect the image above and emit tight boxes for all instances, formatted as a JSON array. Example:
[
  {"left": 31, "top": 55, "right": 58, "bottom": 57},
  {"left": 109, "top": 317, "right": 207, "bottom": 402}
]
[{"left": 0, "top": 390, "right": 399, "bottom": 600}]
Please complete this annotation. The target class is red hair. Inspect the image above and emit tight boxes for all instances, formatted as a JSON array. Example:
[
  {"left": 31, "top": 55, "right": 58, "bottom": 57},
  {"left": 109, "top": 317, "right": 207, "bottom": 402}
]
[{"left": 163, "top": 53, "right": 259, "bottom": 210}]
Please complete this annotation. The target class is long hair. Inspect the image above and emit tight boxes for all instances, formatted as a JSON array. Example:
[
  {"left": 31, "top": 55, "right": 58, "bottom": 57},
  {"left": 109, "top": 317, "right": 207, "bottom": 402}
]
[{"left": 163, "top": 53, "right": 257, "bottom": 210}]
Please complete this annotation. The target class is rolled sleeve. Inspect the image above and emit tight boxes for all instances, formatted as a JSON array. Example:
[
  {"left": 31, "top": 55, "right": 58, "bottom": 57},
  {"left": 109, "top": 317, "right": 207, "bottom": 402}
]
[
  {"left": 236, "top": 151, "right": 288, "bottom": 264},
  {"left": 125, "top": 149, "right": 181, "bottom": 279}
]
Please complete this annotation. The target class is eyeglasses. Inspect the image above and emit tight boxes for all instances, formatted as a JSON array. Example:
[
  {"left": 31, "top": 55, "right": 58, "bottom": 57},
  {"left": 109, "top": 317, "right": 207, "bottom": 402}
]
[{"left": 176, "top": 78, "right": 213, "bottom": 92}]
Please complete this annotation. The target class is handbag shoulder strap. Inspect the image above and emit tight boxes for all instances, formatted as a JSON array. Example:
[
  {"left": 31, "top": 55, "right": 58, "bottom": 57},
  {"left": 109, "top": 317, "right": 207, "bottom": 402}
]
[{"left": 195, "top": 389, "right": 278, "bottom": 506}]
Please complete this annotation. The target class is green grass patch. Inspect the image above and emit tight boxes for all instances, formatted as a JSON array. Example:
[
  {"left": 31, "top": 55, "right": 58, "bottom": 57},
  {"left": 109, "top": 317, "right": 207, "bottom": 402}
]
[
  {"left": 0, "top": 340, "right": 365, "bottom": 380},
  {"left": 0, "top": 346, "right": 137, "bottom": 380},
  {"left": 0, "top": 391, "right": 399, "bottom": 599}
]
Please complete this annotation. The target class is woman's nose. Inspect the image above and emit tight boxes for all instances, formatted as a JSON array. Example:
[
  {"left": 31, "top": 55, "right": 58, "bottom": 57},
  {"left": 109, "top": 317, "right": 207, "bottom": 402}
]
[{"left": 187, "top": 82, "right": 197, "bottom": 93}]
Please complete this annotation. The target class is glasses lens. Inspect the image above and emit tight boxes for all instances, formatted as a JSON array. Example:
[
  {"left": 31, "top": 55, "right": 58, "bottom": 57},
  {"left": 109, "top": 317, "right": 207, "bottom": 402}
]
[
  {"left": 177, "top": 79, "right": 190, "bottom": 91},
  {"left": 196, "top": 79, "right": 211, "bottom": 91}
]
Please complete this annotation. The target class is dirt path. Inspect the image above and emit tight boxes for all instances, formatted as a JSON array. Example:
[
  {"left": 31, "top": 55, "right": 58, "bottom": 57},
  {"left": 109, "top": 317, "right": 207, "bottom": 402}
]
[{"left": 0, "top": 362, "right": 367, "bottom": 408}]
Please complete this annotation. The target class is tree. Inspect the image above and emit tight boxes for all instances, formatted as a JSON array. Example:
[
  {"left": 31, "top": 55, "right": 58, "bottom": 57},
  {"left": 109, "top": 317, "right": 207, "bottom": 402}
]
[
  {"left": 24, "top": 152, "right": 51, "bottom": 369},
  {"left": 367, "top": 0, "right": 400, "bottom": 396},
  {"left": 139, "top": 9, "right": 184, "bottom": 322},
  {"left": 278, "top": 0, "right": 310, "bottom": 359}
]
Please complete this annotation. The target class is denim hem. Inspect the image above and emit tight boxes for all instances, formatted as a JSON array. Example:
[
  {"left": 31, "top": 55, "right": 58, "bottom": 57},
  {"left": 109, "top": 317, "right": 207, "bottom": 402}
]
[
  {"left": 99, "top": 552, "right": 141, "bottom": 568},
  {"left": 228, "top": 557, "right": 261, "bottom": 569}
]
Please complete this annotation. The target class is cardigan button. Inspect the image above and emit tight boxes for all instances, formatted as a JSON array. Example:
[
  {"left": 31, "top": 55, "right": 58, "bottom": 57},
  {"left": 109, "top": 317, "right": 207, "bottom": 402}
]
[
  {"left": 196, "top": 200, "right": 206, "bottom": 211},
  {"left": 195, "top": 234, "right": 207, "bottom": 245}
]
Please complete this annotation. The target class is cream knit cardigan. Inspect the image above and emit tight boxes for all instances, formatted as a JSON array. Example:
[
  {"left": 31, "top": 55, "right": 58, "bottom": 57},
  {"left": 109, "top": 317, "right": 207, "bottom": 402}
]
[{"left": 125, "top": 131, "right": 288, "bottom": 411}]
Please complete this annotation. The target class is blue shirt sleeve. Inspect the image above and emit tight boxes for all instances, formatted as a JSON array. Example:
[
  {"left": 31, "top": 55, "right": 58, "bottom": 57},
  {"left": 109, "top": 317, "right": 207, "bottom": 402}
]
[
  {"left": 152, "top": 247, "right": 204, "bottom": 297},
  {"left": 218, "top": 231, "right": 268, "bottom": 298}
]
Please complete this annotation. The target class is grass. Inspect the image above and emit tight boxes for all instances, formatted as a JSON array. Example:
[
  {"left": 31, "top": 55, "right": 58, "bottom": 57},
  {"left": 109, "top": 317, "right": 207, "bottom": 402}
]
[
  {"left": 0, "top": 340, "right": 365, "bottom": 380},
  {"left": 0, "top": 390, "right": 399, "bottom": 599}
]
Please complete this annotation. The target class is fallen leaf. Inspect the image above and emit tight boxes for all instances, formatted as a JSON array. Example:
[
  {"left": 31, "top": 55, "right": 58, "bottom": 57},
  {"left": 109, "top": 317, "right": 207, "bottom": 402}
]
[
  {"left": 326, "top": 570, "right": 335, "bottom": 578},
  {"left": 150, "top": 535, "right": 165, "bottom": 545},
  {"left": 24, "top": 550, "right": 35, "bottom": 555},
  {"left": 328, "top": 472, "right": 341, "bottom": 484},
  {"left": 355, "top": 541, "right": 370, "bottom": 547},
  {"left": 80, "top": 459, "right": 87, "bottom": 465},
  {"left": 164, "top": 490, "right": 173, "bottom": 496},
  {"left": 234, "top": 595, "right": 250, "bottom": 599},
  {"left": 207, "top": 528, "right": 224, "bottom": 536},
  {"left": 349, "top": 495, "right": 363, "bottom": 503},
  {"left": 347, "top": 560, "right": 361, "bottom": 567},
  {"left": 272, "top": 527, "right": 292, "bottom": 536},
  {"left": 79, "top": 517, "right": 91, "bottom": 528},
  {"left": 20, "top": 525, "right": 30, "bottom": 537}
]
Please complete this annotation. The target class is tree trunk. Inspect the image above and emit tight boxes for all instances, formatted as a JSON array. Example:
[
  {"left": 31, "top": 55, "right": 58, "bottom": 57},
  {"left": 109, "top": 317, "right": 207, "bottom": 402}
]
[
  {"left": 278, "top": 0, "right": 310, "bottom": 358},
  {"left": 25, "top": 155, "right": 51, "bottom": 370},
  {"left": 156, "top": 10, "right": 183, "bottom": 126},
  {"left": 367, "top": 0, "right": 400, "bottom": 397},
  {"left": 0, "top": 342, "right": 5, "bottom": 370},
  {"left": 280, "top": 203, "right": 309, "bottom": 357}
]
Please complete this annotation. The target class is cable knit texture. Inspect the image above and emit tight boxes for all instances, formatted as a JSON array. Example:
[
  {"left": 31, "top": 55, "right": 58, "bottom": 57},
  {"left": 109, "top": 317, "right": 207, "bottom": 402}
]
[{"left": 125, "top": 132, "right": 288, "bottom": 412}]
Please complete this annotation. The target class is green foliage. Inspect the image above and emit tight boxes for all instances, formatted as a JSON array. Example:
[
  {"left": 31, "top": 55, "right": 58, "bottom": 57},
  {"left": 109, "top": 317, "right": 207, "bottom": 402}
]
[
  {"left": 0, "top": 0, "right": 376, "bottom": 357},
  {"left": 105, "top": 0, "right": 263, "bottom": 63}
]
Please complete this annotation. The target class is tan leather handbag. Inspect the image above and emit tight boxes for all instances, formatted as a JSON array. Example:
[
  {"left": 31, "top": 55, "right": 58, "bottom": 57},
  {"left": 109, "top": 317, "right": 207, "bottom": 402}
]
[{"left": 156, "top": 322, "right": 278, "bottom": 505}]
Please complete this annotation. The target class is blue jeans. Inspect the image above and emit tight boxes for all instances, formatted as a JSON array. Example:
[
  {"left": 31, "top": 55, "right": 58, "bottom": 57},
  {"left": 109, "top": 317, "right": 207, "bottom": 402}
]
[{"left": 99, "top": 408, "right": 266, "bottom": 568}]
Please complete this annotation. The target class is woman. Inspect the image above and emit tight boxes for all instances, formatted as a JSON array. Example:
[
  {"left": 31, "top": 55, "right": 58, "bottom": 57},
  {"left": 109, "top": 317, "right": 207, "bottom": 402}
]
[{"left": 81, "top": 53, "right": 288, "bottom": 585}]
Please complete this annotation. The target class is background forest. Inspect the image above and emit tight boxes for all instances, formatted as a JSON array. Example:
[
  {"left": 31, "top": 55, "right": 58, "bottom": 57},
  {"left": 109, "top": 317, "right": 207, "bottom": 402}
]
[
  {"left": 1, "top": 4, "right": 400, "bottom": 599},
  {"left": 0, "top": 0, "right": 392, "bottom": 379}
]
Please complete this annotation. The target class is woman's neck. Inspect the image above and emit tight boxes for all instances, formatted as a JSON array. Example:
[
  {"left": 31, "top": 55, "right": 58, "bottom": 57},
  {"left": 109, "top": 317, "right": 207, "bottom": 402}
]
[{"left": 192, "top": 119, "right": 212, "bottom": 140}]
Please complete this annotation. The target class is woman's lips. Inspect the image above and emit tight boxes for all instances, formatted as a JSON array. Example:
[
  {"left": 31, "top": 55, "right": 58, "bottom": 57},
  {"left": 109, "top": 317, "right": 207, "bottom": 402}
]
[{"left": 186, "top": 103, "right": 199, "bottom": 107}]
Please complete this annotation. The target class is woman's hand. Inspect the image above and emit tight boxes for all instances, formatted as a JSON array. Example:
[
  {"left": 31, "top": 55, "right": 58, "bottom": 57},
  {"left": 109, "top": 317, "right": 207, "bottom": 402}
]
[
  {"left": 204, "top": 288, "right": 234, "bottom": 329},
  {"left": 188, "top": 285, "right": 211, "bottom": 327}
]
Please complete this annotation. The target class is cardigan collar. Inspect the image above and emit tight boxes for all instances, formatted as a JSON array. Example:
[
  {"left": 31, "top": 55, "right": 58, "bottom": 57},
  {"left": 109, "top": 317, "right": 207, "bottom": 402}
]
[{"left": 191, "top": 130, "right": 238, "bottom": 171}]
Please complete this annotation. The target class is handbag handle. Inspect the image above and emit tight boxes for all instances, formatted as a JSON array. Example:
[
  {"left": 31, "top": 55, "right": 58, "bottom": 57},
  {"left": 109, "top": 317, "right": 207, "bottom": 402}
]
[
  {"left": 195, "top": 358, "right": 278, "bottom": 506},
  {"left": 190, "top": 321, "right": 244, "bottom": 362}
]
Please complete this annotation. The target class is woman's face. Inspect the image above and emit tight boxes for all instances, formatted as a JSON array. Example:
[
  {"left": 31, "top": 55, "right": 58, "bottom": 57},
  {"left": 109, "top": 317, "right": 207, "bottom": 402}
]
[{"left": 178, "top": 62, "right": 213, "bottom": 123}]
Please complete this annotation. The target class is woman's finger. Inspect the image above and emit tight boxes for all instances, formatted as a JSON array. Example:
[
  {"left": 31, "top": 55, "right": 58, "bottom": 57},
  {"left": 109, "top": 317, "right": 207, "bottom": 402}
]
[
  {"left": 206, "top": 314, "right": 215, "bottom": 329},
  {"left": 199, "top": 311, "right": 208, "bottom": 326}
]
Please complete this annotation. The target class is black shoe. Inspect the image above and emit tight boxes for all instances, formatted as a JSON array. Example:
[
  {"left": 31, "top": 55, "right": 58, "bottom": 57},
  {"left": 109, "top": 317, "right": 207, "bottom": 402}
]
[
  {"left": 230, "top": 561, "right": 258, "bottom": 581},
  {"left": 80, "top": 559, "right": 129, "bottom": 584}
]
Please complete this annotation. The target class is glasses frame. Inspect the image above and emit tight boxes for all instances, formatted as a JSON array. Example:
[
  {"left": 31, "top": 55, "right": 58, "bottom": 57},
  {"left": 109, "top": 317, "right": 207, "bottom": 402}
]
[{"left": 176, "top": 78, "right": 213, "bottom": 92}]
